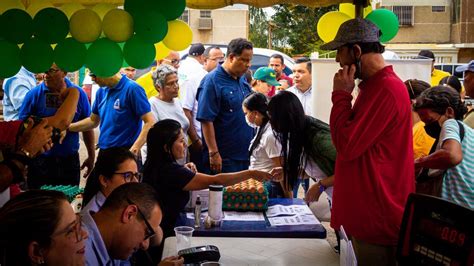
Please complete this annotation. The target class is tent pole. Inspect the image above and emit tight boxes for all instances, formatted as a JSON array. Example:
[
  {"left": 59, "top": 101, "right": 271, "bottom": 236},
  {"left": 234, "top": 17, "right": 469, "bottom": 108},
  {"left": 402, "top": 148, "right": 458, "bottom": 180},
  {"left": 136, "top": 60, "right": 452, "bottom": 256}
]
[{"left": 353, "top": 0, "right": 367, "bottom": 18}]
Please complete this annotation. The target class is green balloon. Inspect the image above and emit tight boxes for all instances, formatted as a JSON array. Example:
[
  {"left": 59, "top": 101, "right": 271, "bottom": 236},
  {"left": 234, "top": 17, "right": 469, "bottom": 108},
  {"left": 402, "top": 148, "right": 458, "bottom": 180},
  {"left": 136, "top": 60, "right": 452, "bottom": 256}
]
[
  {"left": 134, "top": 9, "right": 168, "bottom": 44},
  {"left": 156, "top": 0, "right": 186, "bottom": 21},
  {"left": 33, "top": 8, "right": 69, "bottom": 44},
  {"left": 123, "top": 36, "right": 155, "bottom": 69},
  {"left": 20, "top": 38, "right": 54, "bottom": 73},
  {"left": 86, "top": 38, "right": 123, "bottom": 78},
  {"left": 365, "top": 9, "right": 399, "bottom": 43},
  {"left": 0, "top": 41, "right": 21, "bottom": 78},
  {"left": 2, "top": 9, "right": 33, "bottom": 44},
  {"left": 54, "top": 37, "right": 87, "bottom": 72},
  {"left": 124, "top": 0, "right": 153, "bottom": 18}
]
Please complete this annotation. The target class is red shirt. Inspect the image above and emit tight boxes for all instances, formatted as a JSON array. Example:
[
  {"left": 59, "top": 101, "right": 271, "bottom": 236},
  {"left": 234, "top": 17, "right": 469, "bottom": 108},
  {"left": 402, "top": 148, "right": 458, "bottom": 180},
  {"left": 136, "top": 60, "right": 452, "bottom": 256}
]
[
  {"left": 268, "top": 73, "right": 293, "bottom": 97},
  {"left": 330, "top": 66, "right": 415, "bottom": 245},
  {"left": 0, "top": 121, "right": 22, "bottom": 148}
]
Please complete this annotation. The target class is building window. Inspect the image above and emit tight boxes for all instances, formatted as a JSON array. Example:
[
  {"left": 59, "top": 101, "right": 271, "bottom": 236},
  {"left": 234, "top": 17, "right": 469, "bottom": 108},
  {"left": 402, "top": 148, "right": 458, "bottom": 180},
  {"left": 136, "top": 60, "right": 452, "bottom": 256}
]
[
  {"left": 200, "top": 10, "right": 211, "bottom": 18},
  {"left": 179, "top": 9, "right": 189, "bottom": 24},
  {"left": 392, "top": 6, "right": 414, "bottom": 26},
  {"left": 432, "top": 6, "right": 445, "bottom": 12}
]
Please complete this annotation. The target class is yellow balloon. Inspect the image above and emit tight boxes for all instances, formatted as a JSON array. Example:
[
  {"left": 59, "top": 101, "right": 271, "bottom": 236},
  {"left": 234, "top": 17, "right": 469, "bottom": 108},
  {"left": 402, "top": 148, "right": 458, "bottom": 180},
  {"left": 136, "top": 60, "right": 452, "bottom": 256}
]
[
  {"left": 339, "top": 3, "right": 372, "bottom": 18},
  {"left": 154, "top": 42, "right": 170, "bottom": 60},
  {"left": 27, "top": 0, "right": 53, "bottom": 17},
  {"left": 91, "top": 3, "right": 115, "bottom": 19},
  {"left": 60, "top": 3, "right": 84, "bottom": 18},
  {"left": 317, "top": 11, "right": 351, "bottom": 43},
  {"left": 69, "top": 9, "right": 102, "bottom": 43},
  {"left": 0, "top": 0, "right": 25, "bottom": 14},
  {"left": 163, "top": 20, "right": 193, "bottom": 51},
  {"left": 103, "top": 9, "right": 133, "bottom": 43}
]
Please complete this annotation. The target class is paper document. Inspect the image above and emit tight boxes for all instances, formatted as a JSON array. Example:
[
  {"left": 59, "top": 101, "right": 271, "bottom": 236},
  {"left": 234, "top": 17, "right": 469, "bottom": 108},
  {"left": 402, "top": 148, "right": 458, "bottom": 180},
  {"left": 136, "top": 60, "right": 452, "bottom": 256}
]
[
  {"left": 223, "top": 211, "right": 265, "bottom": 221},
  {"left": 266, "top": 204, "right": 313, "bottom": 217},
  {"left": 268, "top": 214, "right": 320, "bottom": 226}
]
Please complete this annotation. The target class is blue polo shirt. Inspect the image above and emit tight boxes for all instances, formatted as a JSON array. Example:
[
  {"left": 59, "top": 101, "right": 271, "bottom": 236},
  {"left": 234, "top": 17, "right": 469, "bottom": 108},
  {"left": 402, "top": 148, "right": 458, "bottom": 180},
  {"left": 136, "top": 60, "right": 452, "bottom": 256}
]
[
  {"left": 196, "top": 64, "right": 253, "bottom": 160},
  {"left": 19, "top": 78, "right": 91, "bottom": 157},
  {"left": 92, "top": 75, "right": 151, "bottom": 149}
]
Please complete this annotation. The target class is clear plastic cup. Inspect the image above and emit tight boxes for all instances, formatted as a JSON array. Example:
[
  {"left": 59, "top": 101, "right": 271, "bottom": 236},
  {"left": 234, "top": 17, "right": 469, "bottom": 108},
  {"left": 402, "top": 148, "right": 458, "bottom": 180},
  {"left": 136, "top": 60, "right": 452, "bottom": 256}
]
[{"left": 174, "top": 226, "right": 194, "bottom": 252}]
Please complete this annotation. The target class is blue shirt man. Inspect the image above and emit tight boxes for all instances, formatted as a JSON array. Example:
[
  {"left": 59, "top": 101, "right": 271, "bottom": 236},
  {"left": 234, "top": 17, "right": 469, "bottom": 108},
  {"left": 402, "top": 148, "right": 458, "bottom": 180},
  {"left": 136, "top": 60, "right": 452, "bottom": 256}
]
[
  {"left": 197, "top": 38, "right": 254, "bottom": 173},
  {"left": 69, "top": 73, "right": 155, "bottom": 156},
  {"left": 19, "top": 65, "right": 92, "bottom": 188},
  {"left": 3, "top": 67, "right": 36, "bottom": 121}
]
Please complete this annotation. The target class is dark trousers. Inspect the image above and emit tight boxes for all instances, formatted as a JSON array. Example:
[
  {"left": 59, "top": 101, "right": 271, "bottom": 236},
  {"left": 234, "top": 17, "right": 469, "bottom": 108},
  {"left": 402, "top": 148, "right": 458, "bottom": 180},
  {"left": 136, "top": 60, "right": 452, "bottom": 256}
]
[
  {"left": 27, "top": 152, "right": 80, "bottom": 189},
  {"left": 189, "top": 147, "right": 205, "bottom": 173},
  {"left": 202, "top": 156, "right": 250, "bottom": 174}
]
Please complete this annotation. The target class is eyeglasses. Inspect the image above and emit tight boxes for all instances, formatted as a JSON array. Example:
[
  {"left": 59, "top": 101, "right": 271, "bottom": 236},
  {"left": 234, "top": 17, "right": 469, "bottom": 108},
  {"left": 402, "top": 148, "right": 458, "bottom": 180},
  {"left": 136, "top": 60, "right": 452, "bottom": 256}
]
[
  {"left": 114, "top": 171, "right": 143, "bottom": 183},
  {"left": 45, "top": 68, "right": 60, "bottom": 75},
  {"left": 51, "top": 214, "right": 84, "bottom": 243},
  {"left": 163, "top": 58, "right": 180, "bottom": 66},
  {"left": 126, "top": 198, "right": 156, "bottom": 240}
]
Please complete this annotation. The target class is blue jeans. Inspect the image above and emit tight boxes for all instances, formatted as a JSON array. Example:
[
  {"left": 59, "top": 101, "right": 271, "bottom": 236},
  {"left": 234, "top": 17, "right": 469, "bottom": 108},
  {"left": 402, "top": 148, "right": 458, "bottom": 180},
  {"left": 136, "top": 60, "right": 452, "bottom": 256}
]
[{"left": 292, "top": 178, "right": 309, "bottom": 198}]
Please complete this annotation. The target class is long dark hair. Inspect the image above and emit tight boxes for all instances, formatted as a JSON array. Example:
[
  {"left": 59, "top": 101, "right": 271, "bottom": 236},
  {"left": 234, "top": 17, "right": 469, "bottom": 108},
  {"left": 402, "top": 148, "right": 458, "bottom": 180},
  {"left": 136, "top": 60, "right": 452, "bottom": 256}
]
[
  {"left": 243, "top": 92, "right": 269, "bottom": 155},
  {"left": 143, "top": 119, "right": 182, "bottom": 184},
  {"left": 83, "top": 147, "right": 136, "bottom": 206},
  {"left": 0, "top": 190, "right": 68, "bottom": 266},
  {"left": 268, "top": 91, "right": 306, "bottom": 191}
]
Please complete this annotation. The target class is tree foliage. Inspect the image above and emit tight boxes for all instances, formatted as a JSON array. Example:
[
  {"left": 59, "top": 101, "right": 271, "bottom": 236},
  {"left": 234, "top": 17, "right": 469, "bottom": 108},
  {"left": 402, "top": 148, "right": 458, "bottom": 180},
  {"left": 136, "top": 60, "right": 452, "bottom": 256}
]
[{"left": 249, "top": 4, "right": 337, "bottom": 57}]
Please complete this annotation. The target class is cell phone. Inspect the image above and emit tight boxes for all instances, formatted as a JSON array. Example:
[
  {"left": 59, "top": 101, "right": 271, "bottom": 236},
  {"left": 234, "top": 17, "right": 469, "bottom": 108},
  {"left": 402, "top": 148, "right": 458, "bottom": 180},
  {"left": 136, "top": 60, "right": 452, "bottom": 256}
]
[{"left": 177, "top": 245, "right": 220, "bottom": 264}]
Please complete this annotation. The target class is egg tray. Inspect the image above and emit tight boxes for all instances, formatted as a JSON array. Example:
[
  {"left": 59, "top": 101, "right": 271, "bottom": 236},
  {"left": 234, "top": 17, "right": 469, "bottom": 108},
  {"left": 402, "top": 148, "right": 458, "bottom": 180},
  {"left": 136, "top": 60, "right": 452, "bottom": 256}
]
[
  {"left": 40, "top": 185, "right": 83, "bottom": 203},
  {"left": 222, "top": 189, "right": 269, "bottom": 211}
]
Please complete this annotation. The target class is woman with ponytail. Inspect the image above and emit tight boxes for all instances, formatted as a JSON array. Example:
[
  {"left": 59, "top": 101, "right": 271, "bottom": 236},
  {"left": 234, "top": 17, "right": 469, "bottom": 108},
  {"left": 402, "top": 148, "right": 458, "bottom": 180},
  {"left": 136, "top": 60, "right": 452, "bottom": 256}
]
[
  {"left": 243, "top": 92, "right": 287, "bottom": 197},
  {"left": 81, "top": 147, "right": 140, "bottom": 214}
]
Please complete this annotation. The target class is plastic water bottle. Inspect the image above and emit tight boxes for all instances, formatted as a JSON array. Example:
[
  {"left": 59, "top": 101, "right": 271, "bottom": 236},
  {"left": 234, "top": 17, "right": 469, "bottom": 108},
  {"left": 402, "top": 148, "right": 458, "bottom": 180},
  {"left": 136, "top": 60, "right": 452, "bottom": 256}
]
[{"left": 208, "top": 185, "right": 223, "bottom": 221}]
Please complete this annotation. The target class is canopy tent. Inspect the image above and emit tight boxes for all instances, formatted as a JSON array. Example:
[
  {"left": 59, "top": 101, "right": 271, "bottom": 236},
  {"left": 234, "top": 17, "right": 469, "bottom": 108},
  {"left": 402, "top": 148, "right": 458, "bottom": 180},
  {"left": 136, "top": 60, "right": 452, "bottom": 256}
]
[{"left": 32, "top": 0, "right": 367, "bottom": 9}]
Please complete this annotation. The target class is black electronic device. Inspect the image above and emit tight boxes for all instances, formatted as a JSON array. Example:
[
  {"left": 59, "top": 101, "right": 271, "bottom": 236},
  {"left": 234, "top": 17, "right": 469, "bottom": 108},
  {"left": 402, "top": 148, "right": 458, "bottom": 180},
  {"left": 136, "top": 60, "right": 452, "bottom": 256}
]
[
  {"left": 397, "top": 193, "right": 474, "bottom": 265},
  {"left": 178, "top": 245, "right": 220, "bottom": 264}
]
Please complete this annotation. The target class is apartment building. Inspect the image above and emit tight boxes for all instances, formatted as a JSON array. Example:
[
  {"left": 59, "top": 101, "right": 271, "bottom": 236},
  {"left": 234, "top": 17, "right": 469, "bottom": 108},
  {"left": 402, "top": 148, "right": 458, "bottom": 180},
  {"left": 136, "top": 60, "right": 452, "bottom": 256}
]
[
  {"left": 179, "top": 5, "right": 249, "bottom": 45},
  {"left": 381, "top": 0, "right": 474, "bottom": 63}
]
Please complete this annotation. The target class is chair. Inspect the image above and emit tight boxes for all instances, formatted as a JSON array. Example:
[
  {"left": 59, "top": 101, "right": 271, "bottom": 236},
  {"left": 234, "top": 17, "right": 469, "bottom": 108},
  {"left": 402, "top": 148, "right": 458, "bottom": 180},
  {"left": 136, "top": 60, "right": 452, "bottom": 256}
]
[{"left": 397, "top": 193, "right": 474, "bottom": 265}]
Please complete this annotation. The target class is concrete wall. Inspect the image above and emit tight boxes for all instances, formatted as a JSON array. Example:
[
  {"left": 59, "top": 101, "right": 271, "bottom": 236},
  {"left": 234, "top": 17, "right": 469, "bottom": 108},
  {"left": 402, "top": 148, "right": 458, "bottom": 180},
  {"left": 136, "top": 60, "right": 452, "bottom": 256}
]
[
  {"left": 389, "top": 6, "right": 451, "bottom": 44},
  {"left": 187, "top": 7, "right": 249, "bottom": 45}
]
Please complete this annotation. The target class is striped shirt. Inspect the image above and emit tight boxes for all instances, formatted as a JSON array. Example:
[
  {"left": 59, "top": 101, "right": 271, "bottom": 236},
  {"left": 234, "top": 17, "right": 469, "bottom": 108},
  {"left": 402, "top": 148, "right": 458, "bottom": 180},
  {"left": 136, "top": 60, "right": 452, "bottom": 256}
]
[{"left": 441, "top": 119, "right": 474, "bottom": 209}]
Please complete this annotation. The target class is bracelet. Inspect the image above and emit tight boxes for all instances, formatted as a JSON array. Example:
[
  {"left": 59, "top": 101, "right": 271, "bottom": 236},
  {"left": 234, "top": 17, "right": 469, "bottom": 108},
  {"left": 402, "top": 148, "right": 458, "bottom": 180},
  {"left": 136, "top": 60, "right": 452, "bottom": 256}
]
[
  {"left": 209, "top": 151, "right": 219, "bottom": 157},
  {"left": 318, "top": 180, "right": 326, "bottom": 193}
]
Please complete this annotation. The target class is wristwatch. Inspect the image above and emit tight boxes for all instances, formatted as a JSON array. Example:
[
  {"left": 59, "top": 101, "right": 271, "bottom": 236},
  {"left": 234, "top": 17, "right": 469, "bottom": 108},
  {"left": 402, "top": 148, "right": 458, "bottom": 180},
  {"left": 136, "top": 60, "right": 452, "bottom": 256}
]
[{"left": 19, "top": 148, "right": 32, "bottom": 158}]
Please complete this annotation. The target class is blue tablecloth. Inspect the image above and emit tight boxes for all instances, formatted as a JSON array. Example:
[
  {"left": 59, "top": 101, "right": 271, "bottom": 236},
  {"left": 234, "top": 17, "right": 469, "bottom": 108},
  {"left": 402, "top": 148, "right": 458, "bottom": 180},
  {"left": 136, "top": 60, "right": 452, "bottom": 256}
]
[{"left": 176, "top": 198, "right": 327, "bottom": 238}]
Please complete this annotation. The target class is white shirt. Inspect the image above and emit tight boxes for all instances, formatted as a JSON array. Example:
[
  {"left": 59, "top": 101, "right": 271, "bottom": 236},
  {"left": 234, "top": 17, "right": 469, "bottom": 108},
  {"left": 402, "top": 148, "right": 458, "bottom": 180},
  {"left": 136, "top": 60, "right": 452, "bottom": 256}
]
[
  {"left": 286, "top": 86, "right": 313, "bottom": 117},
  {"left": 178, "top": 57, "right": 208, "bottom": 138},
  {"left": 141, "top": 97, "right": 189, "bottom": 165},
  {"left": 249, "top": 123, "right": 282, "bottom": 172}
]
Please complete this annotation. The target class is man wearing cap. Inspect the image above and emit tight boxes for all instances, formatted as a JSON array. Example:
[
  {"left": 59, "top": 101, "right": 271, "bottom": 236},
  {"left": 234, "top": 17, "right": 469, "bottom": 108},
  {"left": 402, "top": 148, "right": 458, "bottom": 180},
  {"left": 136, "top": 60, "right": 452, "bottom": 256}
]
[
  {"left": 457, "top": 60, "right": 474, "bottom": 128},
  {"left": 252, "top": 67, "right": 281, "bottom": 95},
  {"left": 416, "top": 49, "right": 450, "bottom": 86},
  {"left": 197, "top": 38, "right": 254, "bottom": 174},
  {"left": 181, "top": 45, "right": 224, "bottom": 171},
  {"left": 321, "top": 18, "right": 414, "bottom": 265},
  {"left": 136, "top": 51, "right": 181, "bottom": 99},
  {"left": 286, "top": 57, "right": 313, "bottom": 117}
]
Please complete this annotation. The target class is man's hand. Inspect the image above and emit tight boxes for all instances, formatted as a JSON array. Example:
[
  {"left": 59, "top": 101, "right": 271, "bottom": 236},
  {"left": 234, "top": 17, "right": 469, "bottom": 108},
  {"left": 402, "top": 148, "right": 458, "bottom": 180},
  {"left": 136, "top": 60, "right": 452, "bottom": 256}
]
[
  {"left": 129, "top": 145, "right": 140, "bottom": 156},
  {"left": 333, "top": 65, "right": 356, "bottom": 93},
  {"left": 305, "top": 183, "right": 323, "bottom": 203},
  {"left": 81, "top": 156, "right": 94, "bottom": 177},
  {"left": 209, "top": 152, "right": 222, "bottom": 173},
  {"left": 158, "top": 256, "right": 184, "bottom": 266},
  {"left": 19, "top": 118, "right": 53, "bottom": 156}
]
